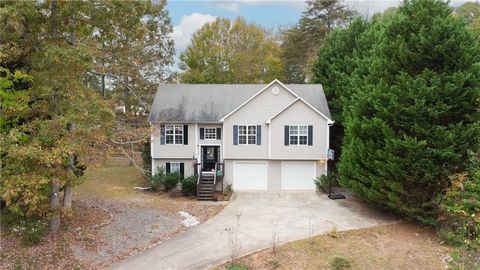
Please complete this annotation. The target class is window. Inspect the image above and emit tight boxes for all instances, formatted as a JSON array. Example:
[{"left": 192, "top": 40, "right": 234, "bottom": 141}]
[
  {"left": 238, "top": 125, "right": 256, "bottom": 145},
  {"left": 204, "top": 128, "right": 217, "bottom": 140},
  {"left": 289, "top": 125, "right": 308, "bottom": 145},
  {"left": 165, "top": 124, "right": 183, "bottom": 144},
  {"left": 170, "top": 162, "right": 181, "bottom": 173}
]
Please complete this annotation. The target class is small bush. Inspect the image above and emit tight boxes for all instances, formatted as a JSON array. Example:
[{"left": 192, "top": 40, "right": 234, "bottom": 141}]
[
  {"left": 164, "top": 172, "right": 181, "bottom": 191},
  {"left": 225, "top": 183, "right": 233, "bottom": 194},
  {"left": 1, "top": 209, "right": 47, "bottom": 246},
  {"left": 141, "top": 140, "right": 152, "bottom": 173},
  {"left": 330, "top": 255, "right": 351, "bottom": 269},
  {"left": 436, "top": 149, "right": 480, "bottom": 250},
  {"left": 181, "top": 175, "right": 197, "bottom": 196},
  {"left": 226, "top": 264, "right": 249, "bottom": 270},
  {"left": 148, "top": 166, "right": 165, "bottom": 192},
  {"left": 314, "top": 171, "right": 338, "bottom": 193},
  {"left": 271, "top": 259, "right": 280, "bottom": 269},
  {"left": 329, "top": 226, "right": 340, "bottom": 238}
]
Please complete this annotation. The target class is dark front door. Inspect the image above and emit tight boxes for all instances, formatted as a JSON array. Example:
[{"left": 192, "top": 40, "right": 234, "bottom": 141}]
[{"left": 202, "top": 146, "right": 219, "bottom": 171}]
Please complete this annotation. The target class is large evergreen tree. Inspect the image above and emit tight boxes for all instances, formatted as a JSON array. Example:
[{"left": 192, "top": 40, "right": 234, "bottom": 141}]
[{"left": 338, "top": 0, "right": 480, "bottom": 222}]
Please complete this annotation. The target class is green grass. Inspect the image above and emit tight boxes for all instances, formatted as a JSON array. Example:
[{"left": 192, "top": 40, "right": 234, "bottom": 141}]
[{"left": 74, "top": 165, "right": 148, "bottom": 199}]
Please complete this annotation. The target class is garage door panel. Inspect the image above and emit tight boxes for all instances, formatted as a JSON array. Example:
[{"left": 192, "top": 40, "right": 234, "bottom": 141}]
[
  {"left": 282, "top": 162, "right": 316, "bottom": 190},
  {"left": 233, "top": 162, "right": 268, "bottom": 190}
]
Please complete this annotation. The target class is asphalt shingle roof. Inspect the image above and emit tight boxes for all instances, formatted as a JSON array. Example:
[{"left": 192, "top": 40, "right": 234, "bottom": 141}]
[{"left": 148, "top": 83, "right": 331, "bottom": 122}]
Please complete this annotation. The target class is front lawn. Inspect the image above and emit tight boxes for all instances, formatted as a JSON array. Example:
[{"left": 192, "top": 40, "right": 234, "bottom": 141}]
[
  {"left": 1, "top": 157, "right": 226, "bottom": 270},
  {"left": 215, "top": 222, "right": 458, "bottom": 270}
]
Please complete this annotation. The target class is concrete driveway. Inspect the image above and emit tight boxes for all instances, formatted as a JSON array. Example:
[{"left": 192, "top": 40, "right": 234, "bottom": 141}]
[{"left": 108, "top": 191, "right": 397, "bottom": 270}]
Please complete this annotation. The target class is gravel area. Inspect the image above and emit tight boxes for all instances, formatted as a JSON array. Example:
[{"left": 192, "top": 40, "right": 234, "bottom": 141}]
[{"left": 74, "top": 198, "right": 184, "bottom": 269}]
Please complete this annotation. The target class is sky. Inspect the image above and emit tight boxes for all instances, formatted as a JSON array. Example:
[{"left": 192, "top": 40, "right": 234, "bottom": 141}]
[{"left": 167, "top": 0, "right": 471, "bottom": 60}]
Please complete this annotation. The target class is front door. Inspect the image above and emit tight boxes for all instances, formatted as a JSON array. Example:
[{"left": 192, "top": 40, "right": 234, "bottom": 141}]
[{"left": 202, "top": 146, "right": 219, "bottom": 171}]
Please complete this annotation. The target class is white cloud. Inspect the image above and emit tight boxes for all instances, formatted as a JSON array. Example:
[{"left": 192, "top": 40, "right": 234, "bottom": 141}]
[
  {"left": 212, "top": 2, "right": 241, "bottom": 13},
  {"left": 172, "top": 12, "right": 217, "bottom": 55}
]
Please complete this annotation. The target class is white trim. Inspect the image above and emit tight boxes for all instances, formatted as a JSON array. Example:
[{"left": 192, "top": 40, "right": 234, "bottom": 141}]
[
  {"left": 266, "top": 98, "right": 333, "bottom": 124},
  {"left": 203, "top": 127, "right": 217, "bottom": 140},
  {"left": 268, "top": 123, "right": 271, "bottom": 159},
  {"left": 288, "top": 125, "right": 309, "bottom": 146},
  {"left": 195, "top": 123, "right": 198, "bottom": 160},
  {"left": 237, "top": 124, "right": 257, "bottom": 145},
  {"left": 170, "top": 162, "right": 181, "bottom": 173},
  {"left": 165, "top": 124, "right": 184, "bottom": 145},
  {"left": 281, "top": 161, "right": 316, "bottom": 191},
  {"left": 219, "top": 79, "right": 300, "bottom": 121},
  {"left": 222, "top": 126, "right": 225, "bottom": 161}
]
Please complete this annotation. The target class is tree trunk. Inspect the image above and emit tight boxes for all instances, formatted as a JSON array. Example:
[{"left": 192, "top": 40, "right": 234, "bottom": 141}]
[
  {"left": 64, "top": 122, "right": 75, "bottom": 209},
  {"left": 50, "top": 180, "right": 60, "bottom": 232}
]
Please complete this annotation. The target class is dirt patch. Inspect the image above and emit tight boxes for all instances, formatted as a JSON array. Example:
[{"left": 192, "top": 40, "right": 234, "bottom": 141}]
[{"left": 213, "top": 222, "right": 454, "bottom": 270}]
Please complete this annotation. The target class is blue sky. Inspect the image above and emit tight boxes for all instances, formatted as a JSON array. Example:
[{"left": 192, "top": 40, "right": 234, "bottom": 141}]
[{"left": 167, "top": 0, "right": 470, "bottom": 58}]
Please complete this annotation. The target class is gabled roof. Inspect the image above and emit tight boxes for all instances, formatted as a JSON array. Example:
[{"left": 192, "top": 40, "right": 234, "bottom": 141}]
[
  {"left": 266, "top": 97, "right": 334, "bottom": 124},
  {"left": 148, "top": 80, "right": 332, "bottom": 123}
]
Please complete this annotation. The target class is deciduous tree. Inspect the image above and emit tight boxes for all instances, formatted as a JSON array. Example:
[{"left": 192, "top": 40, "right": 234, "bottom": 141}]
[{"left": 179, "top": 17, "right": 283, "bottom": 83}]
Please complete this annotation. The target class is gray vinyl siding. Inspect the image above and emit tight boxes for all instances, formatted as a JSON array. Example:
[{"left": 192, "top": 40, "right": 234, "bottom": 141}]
[
  {"left": 223, "top": 159, "right": 326, "bottom": 191},
  {"left": 151, "top": 124, "right": 196, "bottom": 159},
  {"left": 270, "top": 100, "right": 329, "bottom": 160},
  {"left": 152, "top": 158, "right": 195, "bottom": 177},
  {"left": 223, "top": 82, "right": 297, "bottom": 159}
]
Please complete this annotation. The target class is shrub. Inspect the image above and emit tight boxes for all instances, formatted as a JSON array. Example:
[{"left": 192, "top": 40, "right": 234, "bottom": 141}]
[
  {"left": 148, "top": 166, "right": 165, "bottom": 192},
  {"left": 164, "top": 172, "right": 181, "bottom": 191},
  {"left": 437, "top": 149, "right": 480, "bottom": 250},
  {"left": 181, "top": 175, "right": 197, "bottom": 196},
  {"left": 330, "top": 255, "right": 351, "bottom": 269},
  {"left": 1, "top": 209, "right": 47, "bottom": 246},
  {"left": 314, "top": 171, "right": 338, "bottom": 193},
  {"left": 226, "top": 264, "right": 249, "bottom": 270},
  {"left": 225, "top": 183, "right": 233, "bottom": 194}
]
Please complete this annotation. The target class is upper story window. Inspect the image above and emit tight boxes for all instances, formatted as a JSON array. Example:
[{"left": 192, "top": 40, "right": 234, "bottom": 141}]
[
  {"left": 204, "top": 128, "right": 217, "bottom": 140},
  {"left": 239, "top": 125, "right": 256, "bottom": 145},
  {"left": 289, "top": 125, "right": 308, "bottom": 145},
  {"left": 165, "top": 124, "right": 183, "bottom": 144}
]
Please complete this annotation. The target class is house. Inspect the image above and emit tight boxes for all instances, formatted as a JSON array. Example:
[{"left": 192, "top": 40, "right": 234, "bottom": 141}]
[{"left": 148, "top": 79, "right": 333, "bottom": 199}]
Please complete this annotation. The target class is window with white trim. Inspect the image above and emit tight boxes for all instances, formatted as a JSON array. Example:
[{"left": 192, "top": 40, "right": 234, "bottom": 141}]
[
  {"left": 165, "top": 124, "right": 183, "bottom": 144},
  {"left": 204, "top": 128, "right": 216, "bottom": 140},
  {"left": 238, "top": 125, "right": 256, "bottom": 145},
  {"left": 170, "top": 162, "right": 180, "bottom": 173},
  {"left": 289, "top": 125, "right": 308, "bottom": 145}
]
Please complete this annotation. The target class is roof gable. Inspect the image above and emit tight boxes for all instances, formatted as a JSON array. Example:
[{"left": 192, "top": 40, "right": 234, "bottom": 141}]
[{"left": 266, "top": 98, "right": 334, "bottom": 124}]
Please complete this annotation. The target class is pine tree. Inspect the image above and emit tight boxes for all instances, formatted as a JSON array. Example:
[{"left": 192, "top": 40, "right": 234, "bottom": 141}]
[{"left": 338, "top": 0, "right": 480, "bottom": 222}]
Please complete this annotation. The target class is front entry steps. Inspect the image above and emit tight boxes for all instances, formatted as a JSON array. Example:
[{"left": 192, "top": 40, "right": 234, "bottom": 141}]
[{"left": 197, "top": 172, "right": 215, "bottom": 201}]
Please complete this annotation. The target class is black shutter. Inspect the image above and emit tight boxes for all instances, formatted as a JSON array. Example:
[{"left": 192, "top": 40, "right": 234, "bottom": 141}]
[
  {"left": 183, "top": 125, "right": 188, "bottom": 145},
  {"left": 216, "top": 128, "right": 221, "bottom": 140},
  {"left": 284, "top": 125, "right": 290, "bottom": 146},
  {"left": 233, "top": 125, "right": 238, "bottom": 145},
  {"left": 160, "top": 124, "right": 165, "bottom": 145},
  {"left": 180, "top": 163, "right": 185, "bottom": 178},
  {"left": 308, "top": 125, "right": 313, "bottom": 146},
  {"left": 200, "top": 128, "right": 204, "bottom": 140},
  {"left": 256, "top": 125, "right": 261, "bottom": 145},
  {"left": 166, "top": 162, "right": 171, "bottom": 173}
]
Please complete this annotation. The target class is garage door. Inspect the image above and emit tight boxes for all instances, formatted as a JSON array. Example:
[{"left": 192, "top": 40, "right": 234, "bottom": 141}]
[
  {"left": 282, "top": 162, "right": 316, "bottom": 190},
  {"left": 233, "top": 162, "right": 268, "bottom": 190}
]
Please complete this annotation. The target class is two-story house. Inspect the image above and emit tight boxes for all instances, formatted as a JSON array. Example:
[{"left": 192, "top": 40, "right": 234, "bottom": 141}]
[{"left": 148, "top": 80, "right": 333, "bottom": 199}]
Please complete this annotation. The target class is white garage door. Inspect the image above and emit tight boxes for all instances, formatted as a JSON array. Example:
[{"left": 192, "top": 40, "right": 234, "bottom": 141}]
[
  {"left": 233, "top": 162, "right": 268, "bottom": 190},
  {"left": 282, "top": 162, "right": 316, "bottom": 190}
]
